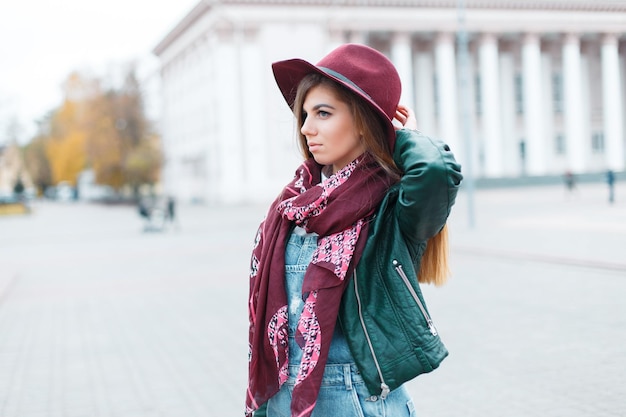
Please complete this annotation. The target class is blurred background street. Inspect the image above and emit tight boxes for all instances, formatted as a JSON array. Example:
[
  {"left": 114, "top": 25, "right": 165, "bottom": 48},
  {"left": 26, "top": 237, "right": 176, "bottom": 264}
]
[
  {"left": 2, "top": 2, "right": 626, "bottom": 415},
  {"left": 1, "top": 182, "right": 625, "bottom": 417}
]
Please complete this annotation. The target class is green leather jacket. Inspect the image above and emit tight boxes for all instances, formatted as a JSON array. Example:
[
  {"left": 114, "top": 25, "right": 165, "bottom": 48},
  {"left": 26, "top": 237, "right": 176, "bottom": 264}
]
[
  {"left": 338, "top": 128, "right": 463, "bottom": 397},
  {"left": 253, "top": 130, "right": 461, "bottom": 416}
]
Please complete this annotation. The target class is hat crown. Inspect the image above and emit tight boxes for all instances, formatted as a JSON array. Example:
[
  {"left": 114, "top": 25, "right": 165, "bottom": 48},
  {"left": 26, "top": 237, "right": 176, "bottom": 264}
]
[
  {"left": 316, "top": 44, "right": 401, "bottom": 122},
  {"left": 271, "top": 43, "right": 402, "bottom": 150}
]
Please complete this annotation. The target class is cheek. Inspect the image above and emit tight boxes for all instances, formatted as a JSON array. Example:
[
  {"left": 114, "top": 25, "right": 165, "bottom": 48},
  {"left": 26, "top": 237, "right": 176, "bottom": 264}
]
[
  {"left": 337, "top": 124, "right": 359, "bottom": 146},
  {"left": 344, "top": 132, "right": 363, "bottom": 151}
]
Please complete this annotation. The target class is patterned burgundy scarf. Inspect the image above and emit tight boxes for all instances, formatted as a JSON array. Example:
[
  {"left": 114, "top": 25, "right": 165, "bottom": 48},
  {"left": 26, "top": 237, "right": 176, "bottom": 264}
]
[{"left": 246, "top": 155, "right": 393, "bottom": 417}]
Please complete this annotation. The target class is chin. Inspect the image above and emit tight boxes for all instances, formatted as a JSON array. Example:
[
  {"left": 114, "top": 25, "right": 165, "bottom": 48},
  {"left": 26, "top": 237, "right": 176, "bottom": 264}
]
[{"left": 312, "top": 156, "right": 329, "bottom": 166}]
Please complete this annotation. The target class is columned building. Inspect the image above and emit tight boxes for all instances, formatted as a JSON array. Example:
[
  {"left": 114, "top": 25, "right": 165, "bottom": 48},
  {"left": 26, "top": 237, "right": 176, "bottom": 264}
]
[{"left": 153, "top": 0, "right": 626, "bottom": 204}]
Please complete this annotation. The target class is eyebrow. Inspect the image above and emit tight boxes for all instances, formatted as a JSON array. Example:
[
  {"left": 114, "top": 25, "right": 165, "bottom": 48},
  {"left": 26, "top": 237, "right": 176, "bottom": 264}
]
[{"left": 309, "top": 103, "right": 336, "bottom": 111}]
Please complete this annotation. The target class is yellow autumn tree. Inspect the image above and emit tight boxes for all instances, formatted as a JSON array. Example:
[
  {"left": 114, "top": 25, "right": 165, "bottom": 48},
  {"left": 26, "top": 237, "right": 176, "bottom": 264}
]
[
  {"left": 27, "top": 67, "right": 162, "bottom": 196},
  {"left": 83, "top": 65, "right": 162, "bottom": 194},
  {"left": 44, "top": 98, "right": 88, "bottom": 186},
  {"left": 84, "top": 93, "right": 126, "bottom": 189},
  {"left": 123, "top": 133, "right": 162, "bottom": 188}
]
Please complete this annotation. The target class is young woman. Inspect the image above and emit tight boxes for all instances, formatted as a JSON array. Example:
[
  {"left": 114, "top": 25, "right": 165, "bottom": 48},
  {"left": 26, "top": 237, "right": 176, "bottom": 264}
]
[{"left": 246, "top": 44, "right": 462, "bottom": 417}]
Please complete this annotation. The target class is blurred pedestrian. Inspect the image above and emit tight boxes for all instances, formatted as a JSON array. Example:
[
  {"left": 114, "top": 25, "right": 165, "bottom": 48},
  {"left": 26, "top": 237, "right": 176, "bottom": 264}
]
[
  {"left": 246, "top": 44, "right": 462, "bottom": 417},
  {"left": 564, "top": 170, "right": 576, "bottom": 193},
  {"left": 607, "top": 169, "right": 615, "bottom": 204},
  {"left": 138, "top": 198, "right": 151, "bottom": 220},
  {"left": 166, "top": 196, "right": 179, "bottom": 230}
]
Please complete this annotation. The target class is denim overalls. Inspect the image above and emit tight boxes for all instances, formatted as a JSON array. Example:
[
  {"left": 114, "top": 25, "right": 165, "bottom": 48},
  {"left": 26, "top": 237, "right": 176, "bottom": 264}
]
[{"left": 265, "top": 232, "right": 416, "bottom": 417}]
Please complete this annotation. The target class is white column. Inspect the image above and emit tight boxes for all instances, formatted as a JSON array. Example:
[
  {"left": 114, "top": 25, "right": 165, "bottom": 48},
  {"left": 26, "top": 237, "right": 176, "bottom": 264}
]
[
  {"left": 435, "top": 32, "right": 460, "bottom": 156},
  {"left": 541, "top": 51, "right": 556, "bottom": 173},
  {"left": 391, "top": 32, "right": 415, "bottom": 109},
  {"left": 479, "top": 33, "right": 502, "bottom": 177},
  {"left": 522, "top": 33, "right": 546, "bottom": 175},
  {"left": 562, "top": 33, "right": 586, "bottom": 172},
  {"left": 414, "top": 49, "right": 435, "bottom": 135},
  {"left": 205, "top": 40, "right": 221, "bottom": 204},
  {"left": 240, "top": 27, "right": 269, "bottom": 201},
  {"left": 499, "top": 51, "right": 519, "bottom": 176},
  {"left": 602, "top": 33, "right": 625, "bottom": 171},
  {"left": 215, "top": 25, "right": 244, "bottom": 203},
  {"left": 161, "top": 68, "right": 175, "bottom": 197},
  {"left": 621, "top": 43, "right": 626, "bottom": 153},
  {"left": 465, "top": 48, "right": 480, "bottom": 176},
  {"left": 580, "top": 52, "right": 592, "bottom": 168}
]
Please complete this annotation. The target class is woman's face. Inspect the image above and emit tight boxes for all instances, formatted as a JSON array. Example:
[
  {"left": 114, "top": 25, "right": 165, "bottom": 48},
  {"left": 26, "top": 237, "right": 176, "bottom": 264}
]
[{"left": 300, "top": 84, "right": 364, "bottom": 174}]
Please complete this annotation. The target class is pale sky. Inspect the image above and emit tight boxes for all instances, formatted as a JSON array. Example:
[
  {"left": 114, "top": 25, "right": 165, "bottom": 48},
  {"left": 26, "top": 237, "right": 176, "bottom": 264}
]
[{"left": 0, "top": 0, "right": 199, "bottom": 143}]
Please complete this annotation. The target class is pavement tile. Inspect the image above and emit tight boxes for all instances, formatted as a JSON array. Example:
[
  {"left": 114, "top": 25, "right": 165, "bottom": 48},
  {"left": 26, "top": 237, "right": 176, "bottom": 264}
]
[{"left": 0, "top": 182, "right": 625, "bottom": 416}]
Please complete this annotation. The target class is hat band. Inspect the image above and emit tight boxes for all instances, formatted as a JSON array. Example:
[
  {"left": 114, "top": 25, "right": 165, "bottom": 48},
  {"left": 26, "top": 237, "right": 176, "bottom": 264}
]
[{"left": 318, "top": 67, "right": 372, "bottom": 100}]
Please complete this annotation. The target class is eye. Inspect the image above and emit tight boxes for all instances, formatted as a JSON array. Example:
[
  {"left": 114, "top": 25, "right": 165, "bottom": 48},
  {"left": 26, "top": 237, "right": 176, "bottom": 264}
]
[{"left": 318, "top": 110, "right": 330, "bottom": 118}]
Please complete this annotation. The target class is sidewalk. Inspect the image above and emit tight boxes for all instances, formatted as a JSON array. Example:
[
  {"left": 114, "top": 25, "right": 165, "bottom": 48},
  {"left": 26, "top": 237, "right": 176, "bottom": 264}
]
[
  {"left": 0, "top": 183, "right": 625, "bottom": 416},
  {"left": 408, "top": 182, "right": 626, "bottom": 417}
]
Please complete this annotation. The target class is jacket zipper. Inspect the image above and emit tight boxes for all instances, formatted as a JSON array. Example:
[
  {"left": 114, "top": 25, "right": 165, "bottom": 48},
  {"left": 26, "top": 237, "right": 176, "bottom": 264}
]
[
  {"left": 353, "top": 270, "right": 391, "bottom": 400},
  {"left": 392, "top": 259, "right": 438, "bottom": 336}
]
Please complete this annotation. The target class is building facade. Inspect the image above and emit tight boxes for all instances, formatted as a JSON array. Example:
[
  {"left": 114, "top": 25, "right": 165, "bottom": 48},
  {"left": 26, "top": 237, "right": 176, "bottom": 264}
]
[
  {"left": 0, "top": 143, "right": 33, "bottom": 198},
  {"left": 153, "top": 0, "right": 626, "bottom": 204}
]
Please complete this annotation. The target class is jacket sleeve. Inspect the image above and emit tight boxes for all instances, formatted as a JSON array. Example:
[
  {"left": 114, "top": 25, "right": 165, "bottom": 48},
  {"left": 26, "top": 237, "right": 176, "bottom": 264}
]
[{"left": 393, "top": 129, "right": 463, "bottom": 242}]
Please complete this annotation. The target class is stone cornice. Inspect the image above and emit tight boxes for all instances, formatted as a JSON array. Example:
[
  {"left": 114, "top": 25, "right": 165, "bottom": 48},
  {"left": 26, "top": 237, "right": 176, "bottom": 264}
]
[
  {"left": 153, "top": 1, "right": 212, "bottom": 55},
  {"left": 153, "top": 0, "right": 626, "bottom": 56},
  {"left": 207, "top": 0, "right": 626, "bottom": 12}
]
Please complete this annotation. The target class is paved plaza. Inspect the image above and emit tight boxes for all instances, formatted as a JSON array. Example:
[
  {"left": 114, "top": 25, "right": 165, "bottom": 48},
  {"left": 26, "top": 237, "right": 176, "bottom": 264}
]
[{"left": 1, "top": 182, "right": 625, "bottom": 417}]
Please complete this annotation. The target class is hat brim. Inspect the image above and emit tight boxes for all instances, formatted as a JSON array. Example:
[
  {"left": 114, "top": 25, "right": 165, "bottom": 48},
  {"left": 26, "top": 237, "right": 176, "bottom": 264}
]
[{"left": 271, "top": 58, "right": 397, "bottom": 150}]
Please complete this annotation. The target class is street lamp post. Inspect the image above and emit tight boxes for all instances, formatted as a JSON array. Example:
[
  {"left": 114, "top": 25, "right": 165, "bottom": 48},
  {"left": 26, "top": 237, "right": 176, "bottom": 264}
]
[{"left": 457, "top": 0, "right": 476, "bottom": 228}]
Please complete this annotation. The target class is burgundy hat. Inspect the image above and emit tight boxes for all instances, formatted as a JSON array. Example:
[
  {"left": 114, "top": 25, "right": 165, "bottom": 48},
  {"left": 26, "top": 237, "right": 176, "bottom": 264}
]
[{"left": 272, "top": 43, "right": 402, "bottom": 150}]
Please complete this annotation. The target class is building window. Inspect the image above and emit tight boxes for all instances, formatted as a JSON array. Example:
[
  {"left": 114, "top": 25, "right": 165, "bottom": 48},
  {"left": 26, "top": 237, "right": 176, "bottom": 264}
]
[
  {"left": 475, "top": 75, "right": 482, "bottom": 115},
  {"left": 591, "top": 131, "right": 605, "bottom": 153},
  {"left": 555, "top": 134, "right": 566, "bottom": 154},
  {"left": 552, "top": 73, "right": 563, "bottom": 114},
  {"left": 514, "top": 73, "right": 524, "bottom": 115}
]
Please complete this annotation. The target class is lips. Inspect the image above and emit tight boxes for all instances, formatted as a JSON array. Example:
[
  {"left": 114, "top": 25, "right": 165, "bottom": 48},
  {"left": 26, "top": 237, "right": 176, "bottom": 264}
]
[{"left": 308, "top": 142, "right": 321, "bottom": 152}]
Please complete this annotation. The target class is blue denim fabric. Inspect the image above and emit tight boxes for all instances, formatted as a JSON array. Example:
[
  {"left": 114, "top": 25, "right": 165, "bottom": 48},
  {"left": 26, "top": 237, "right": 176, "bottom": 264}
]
[
  {"left": 284, "top": 233, "right": 353, "bottom": 365},
  {"left": 266, "top": 364, "right": 416, "bottom": 417},
  {"left": 267, "top": 232, "right": 416, "bottom": 417}
]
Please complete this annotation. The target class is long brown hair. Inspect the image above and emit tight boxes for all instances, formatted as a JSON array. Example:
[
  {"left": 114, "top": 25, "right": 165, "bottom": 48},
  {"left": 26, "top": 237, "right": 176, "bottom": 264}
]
[
  {"left": 293, "top": 73, "right": 400, "bottom": 179},
  {"left": 293, "top": 73, "right": 450, "bottom": 285},
  {"left": 418, "top": 224, "right": 449, "bottom": 286}
]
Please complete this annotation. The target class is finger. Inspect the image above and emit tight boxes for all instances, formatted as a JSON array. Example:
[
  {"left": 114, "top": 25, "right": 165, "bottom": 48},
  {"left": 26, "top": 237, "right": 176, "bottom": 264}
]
[
  {"left": 400, "top": 105, "right": 415, "bottom": 118},
  {"left": 396, "top": 105, "right": 409, "bottom": 118},
  {"left": 394, "top": 110, "right": 407, "bottom": 121},
  {"left": 395, "top": 106, "right": 408, "bottom": 118}
]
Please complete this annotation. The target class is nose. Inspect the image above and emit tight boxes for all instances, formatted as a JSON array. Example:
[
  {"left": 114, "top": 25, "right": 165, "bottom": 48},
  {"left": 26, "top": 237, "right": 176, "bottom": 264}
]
[{"left": 301, "top": 117, "right": 315, "bottom": 137}]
